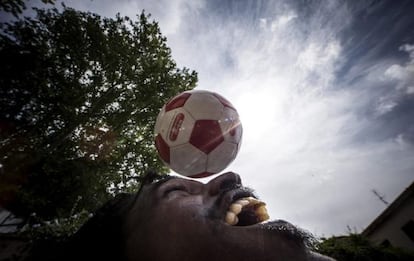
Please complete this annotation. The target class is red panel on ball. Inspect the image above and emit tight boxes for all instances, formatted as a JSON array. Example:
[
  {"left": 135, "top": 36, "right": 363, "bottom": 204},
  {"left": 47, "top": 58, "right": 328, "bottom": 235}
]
[
  {"left": 165, "top": 93, "right": 191, "bottom": 112},
  {"left": 155, "top": 134, "right": 170, "bottom": 163},
  {"left": 190, "top": 172, "right": 215, "bottom": 178},
  {"left": 190, "top": 120, "right": 224, "bottom": 154},
  {"left": 212, "top": 93, "right": 235, "bottom": 110},
  {"left": 169, "top": 112, "right": 185, "bottom": 141}
]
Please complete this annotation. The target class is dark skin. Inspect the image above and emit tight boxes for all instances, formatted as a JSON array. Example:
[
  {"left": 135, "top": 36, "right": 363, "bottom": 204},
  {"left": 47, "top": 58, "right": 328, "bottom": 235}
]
[
  {"left": 40, "top": 172, "right": 333, "bottom": 260},
  {"left": 123, "top": 172, "right": 334, "bottom": 261}
]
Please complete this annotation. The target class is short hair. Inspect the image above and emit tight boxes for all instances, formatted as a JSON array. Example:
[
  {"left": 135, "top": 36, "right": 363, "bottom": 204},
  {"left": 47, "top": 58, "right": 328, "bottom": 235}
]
[
  {"left": 31, "top": 171, "right": 172, "bottom": 261},
  {"left": 44, "top": 171, "right": 171, "bottom": 261},
  {"left": 29, "top": 193, "right": 134, "bottom": 261}
]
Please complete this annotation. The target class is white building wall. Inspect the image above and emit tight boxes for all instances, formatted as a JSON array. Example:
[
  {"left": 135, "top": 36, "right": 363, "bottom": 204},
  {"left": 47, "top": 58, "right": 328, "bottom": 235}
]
[{"left": 367, "top": 195, "right": 414, "bottom": 250}]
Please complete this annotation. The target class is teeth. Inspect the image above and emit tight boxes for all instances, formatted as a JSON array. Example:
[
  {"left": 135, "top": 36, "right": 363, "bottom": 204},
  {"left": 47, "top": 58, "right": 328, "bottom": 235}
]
[
  {"left": 256, "top": 205, "right": 270, "bottom": 222},
  {"left": 225, "top": 211, "right": 239, "bottom": 225},
  {"left": 245, "top": 197, "right": 261, "bottom": 205},
  {"left": 229, "top": 203, "right": 242, "bottom": 214},
  {"left": 235, "top": 199, "right": 249, "bottom": 206},
  {"left": 225, "top": 197, "right": 269, "bottom": 225},
  {"left": 256, "top": 205, "right": 268, "bottom": 216}
]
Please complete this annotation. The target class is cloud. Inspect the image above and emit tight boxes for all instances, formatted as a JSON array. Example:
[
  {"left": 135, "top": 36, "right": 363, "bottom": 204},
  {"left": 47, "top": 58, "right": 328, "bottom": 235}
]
[
  {"left": 52, "top": 0, "right": 204, "bottom": 36},
  {"left": 346, "top": 43, "right": 414, "bottom": 145},
  {"left": 297, "top": 41, "right": 341, "bottom": 71},
  {"left": 270, "top": 12, "right": 297, "bottom": 31},
  {"left": 384, "top": 44, "right": 414, "bottom": 92}
]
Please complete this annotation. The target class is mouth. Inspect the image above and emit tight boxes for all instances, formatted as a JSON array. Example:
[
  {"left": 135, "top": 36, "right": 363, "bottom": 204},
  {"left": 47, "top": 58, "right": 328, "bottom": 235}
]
[
  {"left": 218, "top": 188, "right": 312, "bottom": 247},
  {"left": 223, "top": 193, "right": 270, "bottom": 226}
]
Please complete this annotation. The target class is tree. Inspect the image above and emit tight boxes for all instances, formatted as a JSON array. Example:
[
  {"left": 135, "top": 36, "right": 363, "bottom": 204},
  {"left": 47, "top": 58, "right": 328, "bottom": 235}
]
[
  {"left": 0, "top": 0, "right": 55, "bottom": 18},
  {"left": 314, "top": 234, "right": 414, "bottom": 261},
  {"left": 0, "top": 6, "right": 197, "bottom": 222}
]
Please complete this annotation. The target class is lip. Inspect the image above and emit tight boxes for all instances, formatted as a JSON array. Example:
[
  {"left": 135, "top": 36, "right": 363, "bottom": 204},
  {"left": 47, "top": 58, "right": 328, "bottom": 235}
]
[
  {"left": 211, "top": 191, "right": 307, "bottom": 242},
  {"left": 257, "top": 219, "right": 312, "bottom": 245},
  {"left": 217, "top": 219, "right": 307, "bottom": 245}
]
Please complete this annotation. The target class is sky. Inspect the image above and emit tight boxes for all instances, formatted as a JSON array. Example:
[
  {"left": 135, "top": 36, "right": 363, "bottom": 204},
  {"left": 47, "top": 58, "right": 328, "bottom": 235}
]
[{"left": 19, "top": 0, "right": 414, "bottom": 237}]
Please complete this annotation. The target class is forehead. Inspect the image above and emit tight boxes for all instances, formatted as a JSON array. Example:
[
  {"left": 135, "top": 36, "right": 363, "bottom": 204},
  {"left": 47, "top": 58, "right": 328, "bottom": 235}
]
[
  {"left": 152, "top": 175, "right": 179, "bottom": 186},
  {"left": 143, "top": 175, "right": 202, "bottom": 193},
  {"left": 133, "top": 176, "right": 201, "bottom": 208}
]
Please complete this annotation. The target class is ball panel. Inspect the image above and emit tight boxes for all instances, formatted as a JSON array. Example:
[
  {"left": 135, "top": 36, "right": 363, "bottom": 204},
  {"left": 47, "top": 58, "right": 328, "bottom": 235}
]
[
  {"left": 189, "top": 172, "right": 215, "bottom": 178},
  {"left": 212, "top": 92, "right": 236, "bottom": 110},
  {"left": 170, "top": 144, "right": 207, "bottom": 176},
  {"left": 184, "top": 92, "right": 224, "bottom": 120},
  {"left": 206, "top": 142, "right": 238, "bottom": 173},
  {"left": 165, "top": 92, "right": 191, "bottom": 112},
  {"left": 168, "top": 112, "right": 185, "bottom": 142},
  {"left": 219, "top": 107, "right": 243, "bottom": 143},
  {"left": 156, "top": 108, "right": 195, "bottom": 146},
  {"left": 190, "top": 120, "right": 224, "bottom": 154},
  {"left": 155, "top": 134, "right": 170, "bottom": 164},
  {"left": 154, "top": 105, "right": 166, "bottom": 135}
]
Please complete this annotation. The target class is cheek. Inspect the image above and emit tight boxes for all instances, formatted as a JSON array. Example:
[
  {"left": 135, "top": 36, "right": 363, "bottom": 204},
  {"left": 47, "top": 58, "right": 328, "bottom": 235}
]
[
  {"left": 125, "top": 196, "right": 214, "bottom": 260},
  {"left": 173, "top": 196, "right": 207, "bottom": 219},
  {"left": 126, "top": 195, "right": 208, "bottom": 241},
  {"left": 157, "top": 196, "right": 209, "bottom": 229}
]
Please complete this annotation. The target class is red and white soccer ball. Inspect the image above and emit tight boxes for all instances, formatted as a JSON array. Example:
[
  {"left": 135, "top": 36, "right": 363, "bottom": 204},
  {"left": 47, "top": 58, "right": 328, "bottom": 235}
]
[{"left": 154, "top": 90, "right": 243, "bottom": 178}]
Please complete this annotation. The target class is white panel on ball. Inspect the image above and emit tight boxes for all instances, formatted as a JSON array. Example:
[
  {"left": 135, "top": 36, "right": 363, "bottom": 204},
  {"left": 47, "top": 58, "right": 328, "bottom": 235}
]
[
  {"left": 154, "top": 105, "right": 166, "bottom": 134},
  {"left": 218, "top": 107, "right": 243, "bottom": 143},
  {"left": 156, "top": 107, "right": 196, "bottom": 147},
  {"left": 184, "top": 91, "right": 224, "bottom": 120},
  {"left": 170, "top": 143, "right": 207, "bottom": 176},
  {"left": 206, "top": 142, "right": 238, "bottom": 173}
]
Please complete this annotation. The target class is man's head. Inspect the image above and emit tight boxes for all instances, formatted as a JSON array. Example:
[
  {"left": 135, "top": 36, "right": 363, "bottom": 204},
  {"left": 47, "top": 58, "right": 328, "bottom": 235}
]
[
  {"left": 123, "top": 172, "right": 332, "bottom": 261},
  {"left": 58, "top": 172, "right": 333, "bottom": 261}
]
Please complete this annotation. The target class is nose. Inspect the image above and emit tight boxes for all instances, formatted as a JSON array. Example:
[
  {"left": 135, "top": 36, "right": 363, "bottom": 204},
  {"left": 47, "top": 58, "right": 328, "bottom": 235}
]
[{"left": 207, "top": 172, "right": 242, "bottom": 196}]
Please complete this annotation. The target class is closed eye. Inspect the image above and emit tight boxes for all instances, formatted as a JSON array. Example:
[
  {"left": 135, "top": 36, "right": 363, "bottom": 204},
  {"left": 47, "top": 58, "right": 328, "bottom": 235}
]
[{"left": 163, "top": 185, "right": 188, "bottom": 197}]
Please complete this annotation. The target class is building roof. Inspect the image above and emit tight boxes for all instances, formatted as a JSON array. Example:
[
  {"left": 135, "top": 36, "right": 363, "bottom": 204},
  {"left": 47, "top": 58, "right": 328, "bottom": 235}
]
[{"left": 362, "top": 182, "right": 414, "bottom": 237}]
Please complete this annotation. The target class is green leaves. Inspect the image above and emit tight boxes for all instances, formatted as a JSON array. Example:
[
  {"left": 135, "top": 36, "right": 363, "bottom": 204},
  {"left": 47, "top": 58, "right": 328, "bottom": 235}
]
[
  {"left": 0, "top": 6, "right": 197, "bottom": 224},
  {"left": 314, "top": 234, "right": 414, "bottom": 261}
]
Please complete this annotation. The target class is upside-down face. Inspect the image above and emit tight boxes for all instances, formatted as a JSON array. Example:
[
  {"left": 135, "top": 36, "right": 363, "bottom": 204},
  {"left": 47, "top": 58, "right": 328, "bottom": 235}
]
[{"left": 124, "top": 172, "right": 334, "bottom": 261}]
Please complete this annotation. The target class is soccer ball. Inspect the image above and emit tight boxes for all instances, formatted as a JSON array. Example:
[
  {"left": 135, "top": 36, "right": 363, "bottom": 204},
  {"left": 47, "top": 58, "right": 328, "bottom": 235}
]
[{"left": 154, "top": 90, "right": 243, "bottom": 178}]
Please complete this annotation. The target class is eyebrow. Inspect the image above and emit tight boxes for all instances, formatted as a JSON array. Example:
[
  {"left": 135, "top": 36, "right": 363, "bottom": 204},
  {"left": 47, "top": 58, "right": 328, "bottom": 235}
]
[
  {"left": 128, "top": 174, "right": 178, "bottom": 208},
  {"left": 150, "top": 176, "right": 179, "bottom": 191}
]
